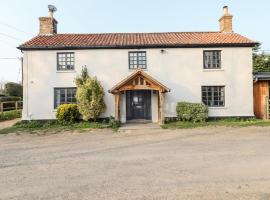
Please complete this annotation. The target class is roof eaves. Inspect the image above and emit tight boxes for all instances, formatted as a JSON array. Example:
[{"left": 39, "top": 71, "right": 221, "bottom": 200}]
[
  {"left": 253, "top": 72, "right": 270, "bottom": 81},
  {"left": 17, "top": 42, "right": 258, "bottom": 50}
]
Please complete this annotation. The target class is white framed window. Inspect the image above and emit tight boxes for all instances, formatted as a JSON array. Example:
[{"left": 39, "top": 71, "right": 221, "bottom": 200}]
[
  {"left": 202, "top": 86, "right": 225, "bottom": 107},
  {"left": 57, "top": 52, "right": 75, "bottom": 71},
  {"left": 129, "top": 51, "right": 147, "bottom": 69},
  {"left": 54, "top": 88, "right": 76, "bottom": 108},
  {"left": 203, "top": 51, "right": 221, "bottom": 69}
]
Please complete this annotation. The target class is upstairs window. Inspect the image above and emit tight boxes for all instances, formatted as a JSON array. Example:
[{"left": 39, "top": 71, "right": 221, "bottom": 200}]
[
  {"left": 129, "top": 51, "right": 147, "bottom": 69},
  {"left": 203, "top": 51, "right": 221, "bottom": 69},
  {"left": 202, "top": 86, "right": 225, "bottom": 107},
  {"left": 54, "top": 88, "right": 76, "bottom": 108},
  {"left": 57, "top": 52, "right": 75, "bottom": 71}
]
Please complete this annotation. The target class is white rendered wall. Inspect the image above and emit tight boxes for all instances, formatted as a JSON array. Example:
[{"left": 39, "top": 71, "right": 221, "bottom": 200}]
[
  {"left": 22, "top": 47, "right": 254, "bottom": 120},
  {"left": 151, "top": 91, "right": 159, "bottom": 123}
]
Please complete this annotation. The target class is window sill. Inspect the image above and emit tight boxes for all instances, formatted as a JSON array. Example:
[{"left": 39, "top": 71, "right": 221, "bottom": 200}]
[
  {"left": 56, "top": 70, "right": 76, "bottom": 73},
  {"left": 208, "top": 107, "right": 227, "bottom": 109},
  {"left": 203, "top": 69, "right": 224, "bottom": 72}
]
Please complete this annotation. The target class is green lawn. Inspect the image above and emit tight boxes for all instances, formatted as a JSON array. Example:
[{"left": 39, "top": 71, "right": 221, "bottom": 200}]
[
  {"left": 162, "top": 118, "right": 270, "bottom": 129},
  {"left": 0, "top": 120, "right": 114, "bottom": 135}
]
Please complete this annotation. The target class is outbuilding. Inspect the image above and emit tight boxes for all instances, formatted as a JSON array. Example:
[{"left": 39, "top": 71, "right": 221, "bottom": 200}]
[{"left": 253, "top": 72, "right": 270, "bottom": 119}]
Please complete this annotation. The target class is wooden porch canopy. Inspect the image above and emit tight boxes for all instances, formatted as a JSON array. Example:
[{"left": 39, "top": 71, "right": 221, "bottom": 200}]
[
  {"left": 109, "top": 70, "right": 170, "bottom": 94},
  {"left": 109, "top": 70, "right": 170, "bottom": 124}
]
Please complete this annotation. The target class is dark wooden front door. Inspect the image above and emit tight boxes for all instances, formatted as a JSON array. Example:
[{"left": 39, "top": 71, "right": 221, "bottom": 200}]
[{"left": 126, "top": 90, "right": 151, "bottom": 120}]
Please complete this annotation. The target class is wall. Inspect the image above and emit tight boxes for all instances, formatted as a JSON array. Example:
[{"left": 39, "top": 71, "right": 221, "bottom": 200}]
[{"left": 22, "top": 47, "right": 254, "bottom": 120}]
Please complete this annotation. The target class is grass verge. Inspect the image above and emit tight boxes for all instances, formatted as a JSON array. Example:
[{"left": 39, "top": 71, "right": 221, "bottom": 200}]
[
  {"left": 0, "top": 120, "right": 116, "bottom": 135},
  {"left": 162, "top": 118, "right": 270, "bottom": 129},
  {"left": 0, "top": 110, "right": 21, "bottom": 122}
]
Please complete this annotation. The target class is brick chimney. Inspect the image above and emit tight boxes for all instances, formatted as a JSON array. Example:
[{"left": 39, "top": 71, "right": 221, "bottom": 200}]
[
  {"left": 39, "top": 5, "right": 58, "bottom": 35},
  {"left": 219, "top": 6, "right": 233, "bottom": 33}
]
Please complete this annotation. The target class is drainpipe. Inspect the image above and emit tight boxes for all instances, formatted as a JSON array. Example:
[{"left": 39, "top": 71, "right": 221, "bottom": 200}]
[{"left": 21, "top": 50, "right": 29, "bottom": 120}]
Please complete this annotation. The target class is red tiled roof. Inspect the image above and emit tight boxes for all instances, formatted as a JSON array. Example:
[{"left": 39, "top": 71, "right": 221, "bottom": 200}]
[{"left": 18, "top": 32, "right": 257, "bottom": 49}]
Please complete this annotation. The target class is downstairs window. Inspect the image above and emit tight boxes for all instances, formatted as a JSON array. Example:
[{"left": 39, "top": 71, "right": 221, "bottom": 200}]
[
  {"left": 202, "top": 86, "right": 225, "bottom": 107},
  {"left": 54, "top": 88, "right": 77, "bottom": 108}
]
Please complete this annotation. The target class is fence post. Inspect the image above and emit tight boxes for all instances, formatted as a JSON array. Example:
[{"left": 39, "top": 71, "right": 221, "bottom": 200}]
[{"left": 15, "top": 101, "right": 18, "bottom": 111}]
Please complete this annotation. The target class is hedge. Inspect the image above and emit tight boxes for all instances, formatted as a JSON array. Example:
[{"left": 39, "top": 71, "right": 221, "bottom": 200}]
[
  {"left": 176, "top": 102, "right": 208, "bottom": 123},
  {"left": 0, "top": 96, "right": 21, "bottom": 102}
]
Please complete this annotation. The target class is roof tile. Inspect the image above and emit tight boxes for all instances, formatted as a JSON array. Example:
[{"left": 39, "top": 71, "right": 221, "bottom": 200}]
[{"left": 18, "top": 32, "right": 257, "bottom": 49}]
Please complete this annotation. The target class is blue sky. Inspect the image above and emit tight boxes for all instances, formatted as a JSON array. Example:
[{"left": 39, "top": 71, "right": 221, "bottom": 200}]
[{"left": 0, "top": 0, "right": 269, "bottom": 83}]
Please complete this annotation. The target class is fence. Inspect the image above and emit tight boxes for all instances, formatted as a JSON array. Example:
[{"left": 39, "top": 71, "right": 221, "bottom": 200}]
[{"left": 0, "top": 101, "right": 23, "bottom": 113}]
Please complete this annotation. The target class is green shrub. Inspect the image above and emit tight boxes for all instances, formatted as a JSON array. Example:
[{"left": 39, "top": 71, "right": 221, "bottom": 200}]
[
  {"left": 75, "top": 66, "right": 106, "bottom": 121},
  {"left": 108, "top": 116, "right": 121, "bottom": 129},
  {"left": 0, "top": 110, "right": 21, "bottom": 122},
  {"left": 14, "top": 120, "right": 58, "bottom": 129},
  {"left": 3, "top": 82, "right": 23, "bottom": 97},
  {"left": 176, "top": 102, "right": 208, "bottom": 123},
  {"left": 56, "top": 104, "right": 80, "bottom": 124},
  {"left": 0, "top": 96, "right": 21, "bottom": 102}
]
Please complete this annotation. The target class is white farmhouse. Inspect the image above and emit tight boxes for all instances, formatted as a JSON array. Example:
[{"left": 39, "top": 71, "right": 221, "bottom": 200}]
[{"left": 18, "top": 6, "right": 257, "bottom": 124}]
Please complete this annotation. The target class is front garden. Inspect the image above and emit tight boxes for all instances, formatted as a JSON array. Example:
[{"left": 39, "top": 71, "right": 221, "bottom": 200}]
[
  {"left": 162, "top": 102, "right": 270, "bottom": 129},
  {"left": 0, "top": 118, "right": 119, "bottom": 135},
  {"left": 162, "top": 117, "right": 270, "bottom": 129}
]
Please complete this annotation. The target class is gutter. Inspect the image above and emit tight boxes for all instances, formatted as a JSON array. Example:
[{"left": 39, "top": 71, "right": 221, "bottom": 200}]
[{"left": 17, "top": 43, "right": 259, "bottom": 51}]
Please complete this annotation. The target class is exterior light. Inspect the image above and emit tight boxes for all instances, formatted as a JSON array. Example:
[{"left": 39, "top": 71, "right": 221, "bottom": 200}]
[{"left": 160, "top": 49, "right": 166, "bottom": 53}]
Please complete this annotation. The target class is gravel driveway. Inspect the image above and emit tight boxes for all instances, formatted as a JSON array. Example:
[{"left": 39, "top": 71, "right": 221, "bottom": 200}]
[{"left": 1, "top": 126, "right": 270, "bottom": 200}]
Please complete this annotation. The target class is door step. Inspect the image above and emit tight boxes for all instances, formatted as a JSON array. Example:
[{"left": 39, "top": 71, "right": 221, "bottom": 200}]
[
  {"left": 126, "top": 119, "right": 152, "bottom": 124},
  {"left": 119, "top": 123, "right": 161, "bottom": 131}
]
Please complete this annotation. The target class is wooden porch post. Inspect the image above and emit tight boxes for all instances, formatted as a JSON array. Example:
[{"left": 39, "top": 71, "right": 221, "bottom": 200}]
[
  {"left": 159, "top": 91, "right": 165, "bottom": 125},
  {"left": 114, "top": 93, "right": 120, "bottom": 121}
]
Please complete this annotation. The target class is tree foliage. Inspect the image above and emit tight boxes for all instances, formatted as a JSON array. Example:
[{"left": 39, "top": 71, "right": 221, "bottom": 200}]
[
  {"left": 253, "top": 44, "right": 270, "bottom": 73},
  {"left": 75, "top": 66, "right": 106, "bottom": 121},
  {"left": 4, "top": 82, "right": 23, "bottom": 97}
]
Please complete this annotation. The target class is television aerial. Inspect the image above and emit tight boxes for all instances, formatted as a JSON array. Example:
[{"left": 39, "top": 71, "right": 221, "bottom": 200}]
[{"left": 48, "top": 5, "right": 57, "bottom": 13}]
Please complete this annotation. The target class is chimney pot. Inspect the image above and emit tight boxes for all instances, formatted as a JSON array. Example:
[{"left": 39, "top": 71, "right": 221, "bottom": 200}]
[
  {"left": 49, "top": 10, "right": 53, "bottom": 18},
  {"left": 223, "top": 6, "right": 229, "bottom": 15}
]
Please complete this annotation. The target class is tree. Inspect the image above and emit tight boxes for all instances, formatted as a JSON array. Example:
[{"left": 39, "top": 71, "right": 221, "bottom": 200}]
[
  {"left": 4, "top": 82, "right": 23, "bottom": 97},
  {"left": 75, "top": 66, "right": 106, "bottom": 121},
  {"left": 0, "top": 79, "right": 6, "bottom": 95},
  {"left": 253, "top": 44, "right": 270, "bottom": 73}
]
